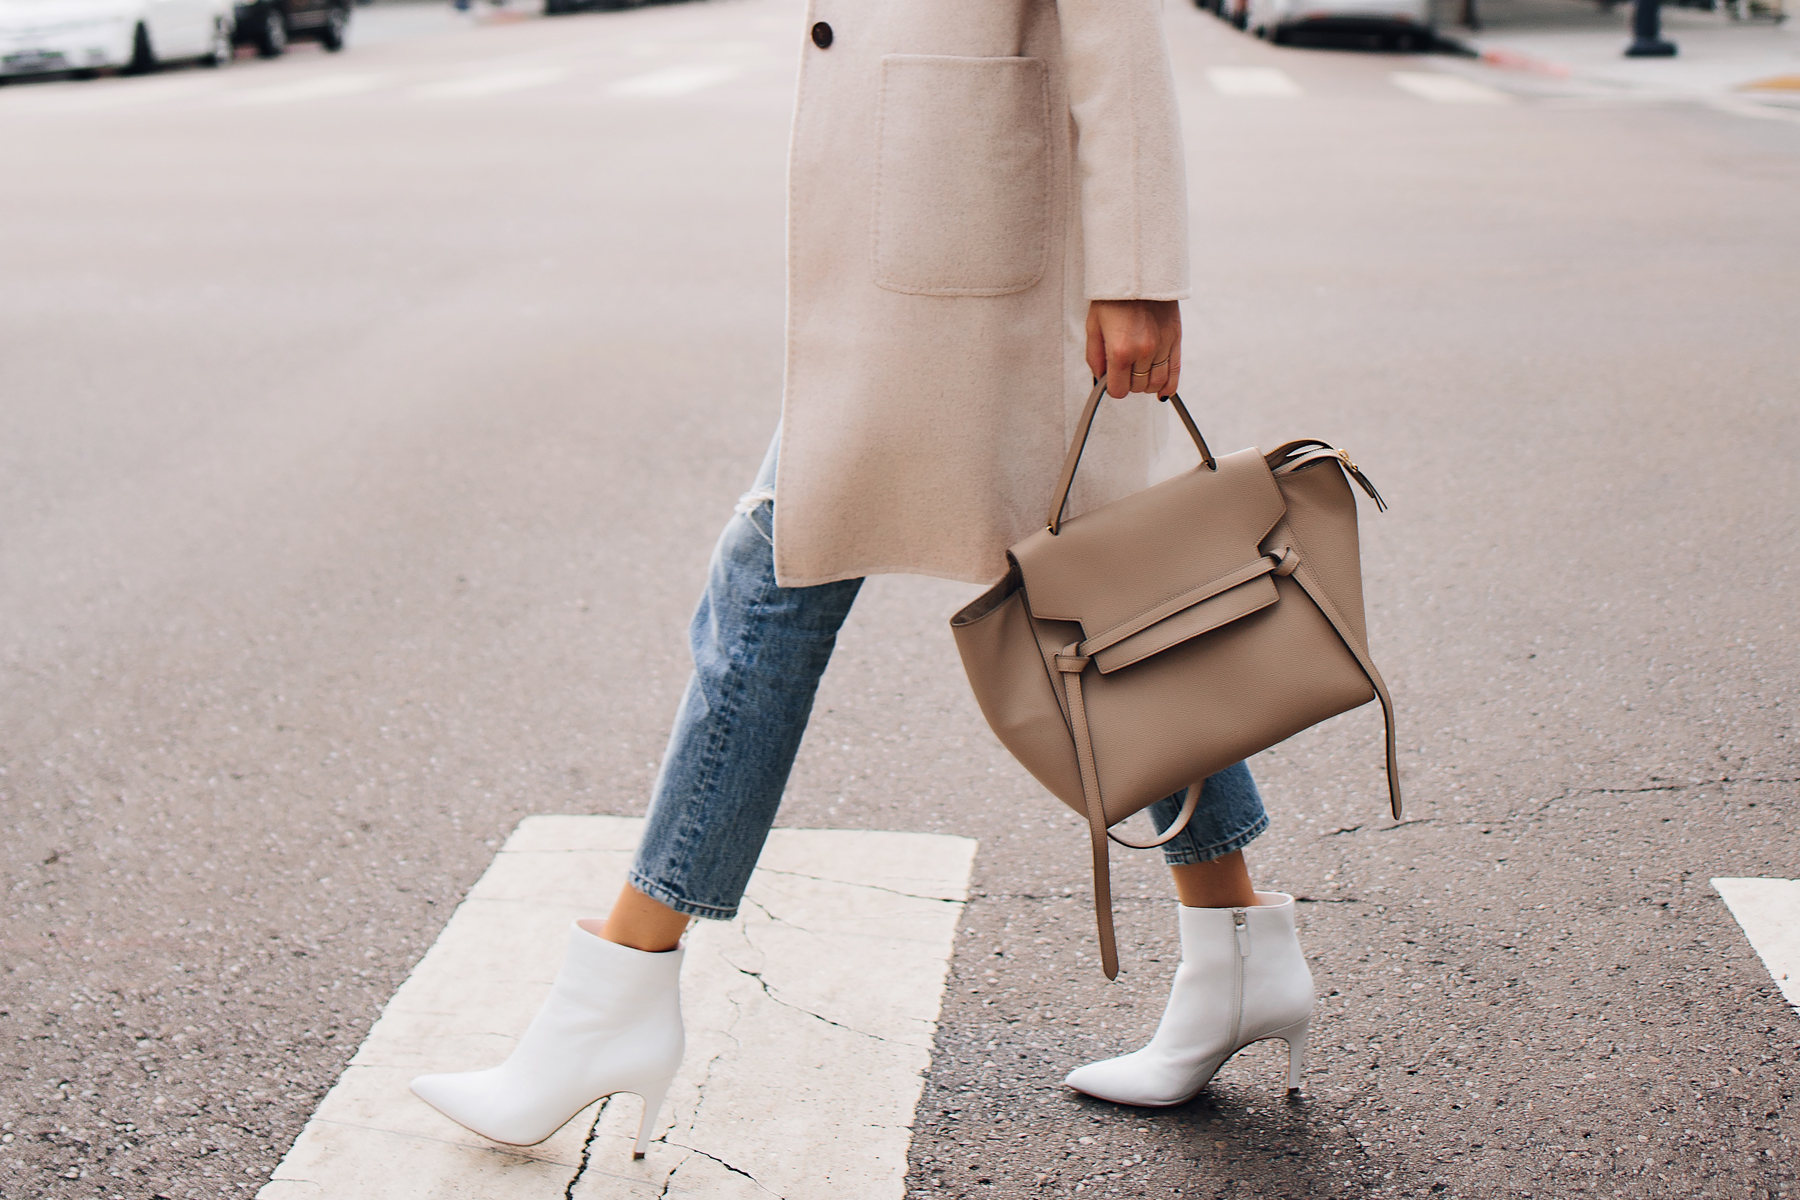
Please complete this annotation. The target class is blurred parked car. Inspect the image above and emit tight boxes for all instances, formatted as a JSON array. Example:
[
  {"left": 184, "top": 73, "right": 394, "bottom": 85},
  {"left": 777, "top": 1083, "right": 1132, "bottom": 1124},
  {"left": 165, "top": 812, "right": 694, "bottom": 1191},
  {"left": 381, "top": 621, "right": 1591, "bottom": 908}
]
[
  {"left": 543, "top": 0, "right": 639, "bottom": 14},
  {"left": 1244, "top": 0, "right": 1434, "bottom": 47},
  {"left": 231, "top": 0, "right": 345, "bottom": 56},
  {"left": 1195, "top": 0, "right": 1252, "bottom": 28},
  {"left": 0, "top": 0, "right": 233, "bottom": 77}
]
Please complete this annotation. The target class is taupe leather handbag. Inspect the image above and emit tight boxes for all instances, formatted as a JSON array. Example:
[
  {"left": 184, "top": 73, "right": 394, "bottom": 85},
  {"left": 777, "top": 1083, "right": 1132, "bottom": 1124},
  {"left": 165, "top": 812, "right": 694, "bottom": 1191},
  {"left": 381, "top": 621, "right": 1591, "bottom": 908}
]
[{"left": 950, "top": 381, "right": 1401, "bottom": 978}]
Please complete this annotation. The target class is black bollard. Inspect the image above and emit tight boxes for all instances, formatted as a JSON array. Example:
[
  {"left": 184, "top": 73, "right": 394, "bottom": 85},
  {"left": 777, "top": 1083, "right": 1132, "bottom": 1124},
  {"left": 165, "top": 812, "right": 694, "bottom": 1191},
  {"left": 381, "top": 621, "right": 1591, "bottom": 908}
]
[{"left": 1625, "top": 0, "right": 1678, "bottom": 55}]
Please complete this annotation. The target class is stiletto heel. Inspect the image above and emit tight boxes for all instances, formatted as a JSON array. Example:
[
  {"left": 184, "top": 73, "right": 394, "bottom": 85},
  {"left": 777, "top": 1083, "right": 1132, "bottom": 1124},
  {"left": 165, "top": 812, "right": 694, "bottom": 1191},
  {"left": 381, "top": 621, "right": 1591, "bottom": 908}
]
[
  {"left": 1279, "top": 1017, "right": 1309, "bottom": 1094},
  {"left": 632, "top": 1076, "right": 672, "bottom": 1159}
]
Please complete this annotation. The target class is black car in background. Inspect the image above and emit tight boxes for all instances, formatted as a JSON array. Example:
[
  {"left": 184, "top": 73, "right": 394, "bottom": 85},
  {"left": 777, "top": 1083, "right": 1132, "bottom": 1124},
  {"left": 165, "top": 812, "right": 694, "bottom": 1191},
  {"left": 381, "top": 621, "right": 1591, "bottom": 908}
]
[
  {"left": 544, "top": 0, "right": 641, "bottom": 13},
  {"left": 233, "top": 0, "right": 350, "bottom": 55}
]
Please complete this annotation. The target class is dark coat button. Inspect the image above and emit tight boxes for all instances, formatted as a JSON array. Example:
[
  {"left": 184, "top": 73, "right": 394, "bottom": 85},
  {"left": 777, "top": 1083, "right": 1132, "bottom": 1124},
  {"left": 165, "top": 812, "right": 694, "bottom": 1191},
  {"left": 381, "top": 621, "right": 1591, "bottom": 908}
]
[{"left": 811, "top": 21, "right": 833, "bottom": 48}]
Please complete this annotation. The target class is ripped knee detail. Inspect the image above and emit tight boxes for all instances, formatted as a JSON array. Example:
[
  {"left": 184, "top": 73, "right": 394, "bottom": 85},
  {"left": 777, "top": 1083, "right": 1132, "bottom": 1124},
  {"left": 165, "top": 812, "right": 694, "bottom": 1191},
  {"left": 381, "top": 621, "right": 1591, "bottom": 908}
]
[
  {"left": 733, "top": 486, "right": 776, "bottom": 517},
  {"left": 733, "top": 486, "right": 777, "bottom": 543}
]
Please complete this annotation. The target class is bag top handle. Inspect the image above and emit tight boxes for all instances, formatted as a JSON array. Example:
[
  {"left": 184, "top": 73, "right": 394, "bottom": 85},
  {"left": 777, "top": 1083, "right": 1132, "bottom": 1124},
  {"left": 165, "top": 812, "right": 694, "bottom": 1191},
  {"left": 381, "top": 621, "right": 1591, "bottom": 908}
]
[{"left": 1046, "top": 380, "right": 1216, "bottom": 535}]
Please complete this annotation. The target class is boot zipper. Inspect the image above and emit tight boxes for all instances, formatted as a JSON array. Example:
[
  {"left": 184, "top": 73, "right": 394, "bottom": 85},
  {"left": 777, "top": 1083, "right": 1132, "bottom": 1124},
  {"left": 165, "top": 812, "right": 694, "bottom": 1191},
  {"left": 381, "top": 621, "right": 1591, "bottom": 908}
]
[{"left": 1227, "top": 909, "right": 1250, "bottom": 1048}]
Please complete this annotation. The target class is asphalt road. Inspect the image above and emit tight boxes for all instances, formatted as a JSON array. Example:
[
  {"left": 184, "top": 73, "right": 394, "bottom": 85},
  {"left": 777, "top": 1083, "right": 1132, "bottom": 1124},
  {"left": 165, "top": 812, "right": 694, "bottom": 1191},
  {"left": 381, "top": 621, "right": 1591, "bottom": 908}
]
[{"left": 2, "top": 2, "right": 1798, "bottom": 1198}]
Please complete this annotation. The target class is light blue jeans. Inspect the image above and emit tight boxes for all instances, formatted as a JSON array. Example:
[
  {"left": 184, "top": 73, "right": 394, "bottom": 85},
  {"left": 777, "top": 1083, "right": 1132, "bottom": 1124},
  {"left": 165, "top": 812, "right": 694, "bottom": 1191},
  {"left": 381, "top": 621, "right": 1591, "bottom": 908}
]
[{"left": 627, "top": 432, "right": 1270, "bottom": 921}]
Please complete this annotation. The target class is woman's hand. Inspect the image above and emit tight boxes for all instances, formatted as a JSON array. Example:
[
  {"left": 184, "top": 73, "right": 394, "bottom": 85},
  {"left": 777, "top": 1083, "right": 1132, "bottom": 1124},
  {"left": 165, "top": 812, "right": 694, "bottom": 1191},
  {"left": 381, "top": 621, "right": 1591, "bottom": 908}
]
[{"left": 1085, "top": 299, "right": 1181, "bottom": 400}]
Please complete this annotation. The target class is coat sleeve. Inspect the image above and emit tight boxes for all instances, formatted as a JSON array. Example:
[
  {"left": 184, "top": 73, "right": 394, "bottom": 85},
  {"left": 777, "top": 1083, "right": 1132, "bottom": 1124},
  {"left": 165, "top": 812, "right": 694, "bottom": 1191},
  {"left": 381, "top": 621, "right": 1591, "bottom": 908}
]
[{"left": 1056, "top": 0, "right": 1191, "bottom": 301}]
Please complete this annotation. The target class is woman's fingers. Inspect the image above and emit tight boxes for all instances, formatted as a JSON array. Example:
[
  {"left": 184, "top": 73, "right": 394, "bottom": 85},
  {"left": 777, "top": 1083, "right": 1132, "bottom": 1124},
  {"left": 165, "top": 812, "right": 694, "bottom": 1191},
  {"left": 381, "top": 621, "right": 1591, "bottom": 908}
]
[
  {"left": 1149, "top": 315, "right": 1181, "bottom": 398},
  {"left": 1106, "top": 327, "right": 1148, "bottom": 398},
  {"left": 1130, "top": 349, "right": 1158, "bottom": 396},
  {"left": 1144, "top": 349, "right": 1172, "bottom": 398},
  {"left": 1092, "top": 301, "right": 1155, "bottom": 397},
  {"left": 1084, "top": 305, "right": 1108, "bottom": 384},
  {"left": 1087, "top": 299, "right": 1182, "bottom": 398},
  {"left": 1116, "top": 352, "right": 1144, "bottom": 399}
]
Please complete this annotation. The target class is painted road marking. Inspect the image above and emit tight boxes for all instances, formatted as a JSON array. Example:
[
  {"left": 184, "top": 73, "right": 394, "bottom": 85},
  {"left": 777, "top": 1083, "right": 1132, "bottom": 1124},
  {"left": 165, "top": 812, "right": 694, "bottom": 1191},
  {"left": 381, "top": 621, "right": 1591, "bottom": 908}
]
[
  {"left": 410, "top": 67, "right": 570, "bottom": 100},
  {"left": 1207, "top": 67, "right": 1303, "bottom": 98},
  {"left": 230, "top": 74, "right": 389, "bottom": 105},
  {"left": 1714, "top": 877, "right": 1800, "bottom": 1011},
  {"left": 1389, "top": 72, "right": 1511, "bottom": 105},
  {"left": 606, "top": 64, "right": 744, "bottom": 98},
  {"left": 1702, "top": 96, "right": 1800, "bottom": 126},
  {"left": 256, "top": 816, "right": 976, "bottom": 1200}
]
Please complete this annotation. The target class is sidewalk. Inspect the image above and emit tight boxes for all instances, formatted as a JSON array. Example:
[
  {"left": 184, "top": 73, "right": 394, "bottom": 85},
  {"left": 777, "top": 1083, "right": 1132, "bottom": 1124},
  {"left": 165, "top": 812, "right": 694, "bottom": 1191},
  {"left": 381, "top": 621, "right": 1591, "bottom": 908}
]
[{"left": 1437, "top": 0, "right": 1800, "bottom": 109}]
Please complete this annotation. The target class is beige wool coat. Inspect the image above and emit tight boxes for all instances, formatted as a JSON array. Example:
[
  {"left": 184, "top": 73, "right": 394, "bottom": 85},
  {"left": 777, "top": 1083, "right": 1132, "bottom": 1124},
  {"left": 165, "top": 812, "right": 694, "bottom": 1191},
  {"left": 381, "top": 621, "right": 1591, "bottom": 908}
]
[{"left": 774, "top": 0, "right": 1191, "bottom": 587}]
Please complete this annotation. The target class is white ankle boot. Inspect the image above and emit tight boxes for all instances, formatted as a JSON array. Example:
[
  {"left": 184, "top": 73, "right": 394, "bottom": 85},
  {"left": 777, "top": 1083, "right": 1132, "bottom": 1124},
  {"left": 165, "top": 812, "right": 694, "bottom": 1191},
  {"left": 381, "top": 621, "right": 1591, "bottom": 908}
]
[
  {"left": 410, "top": 922, "right": 684, "bottom": 1155},
  {"left": 1065, "top": 892, "right": 1313, "bottom": 1107}
]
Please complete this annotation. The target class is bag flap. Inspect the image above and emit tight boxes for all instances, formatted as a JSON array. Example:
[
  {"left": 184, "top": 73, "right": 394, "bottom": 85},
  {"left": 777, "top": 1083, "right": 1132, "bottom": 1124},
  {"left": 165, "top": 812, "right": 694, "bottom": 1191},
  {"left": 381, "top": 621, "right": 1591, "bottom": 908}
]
[
  {"left": 1009, "top": 446, "right": 1287, "bottom": 640},
  {"left": 1091, "top": 572, "right": 1278, "bottom": 673}
]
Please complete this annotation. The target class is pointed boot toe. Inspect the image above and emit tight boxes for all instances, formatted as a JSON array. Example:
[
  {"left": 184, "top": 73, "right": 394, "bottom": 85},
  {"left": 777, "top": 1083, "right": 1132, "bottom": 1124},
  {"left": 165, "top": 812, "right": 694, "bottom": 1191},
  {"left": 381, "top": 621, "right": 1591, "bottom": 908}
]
[
  {"left": 1066, "top": 1049, "right": 1203, "bottom": 1107},
  {"left": 1064, "top": 1052, "right": 1155, "bottom": 1106},
  {"left": 409, "top": 1068, "right": 541, "bottom": 1146},
  {"left": 1062, "top": 1057, "right": 1117, "bottom": 1099}
]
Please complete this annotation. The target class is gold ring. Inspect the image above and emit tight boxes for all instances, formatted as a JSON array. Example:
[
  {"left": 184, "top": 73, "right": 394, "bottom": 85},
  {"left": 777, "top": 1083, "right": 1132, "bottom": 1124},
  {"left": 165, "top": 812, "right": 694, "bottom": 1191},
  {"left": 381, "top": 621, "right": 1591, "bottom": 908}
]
[
  {"left": 1151, "top": 358, "right": 1170, "bottom": 368},
  {"left": 1131, "top": 368, "right": 1151, "bottom": 377}
]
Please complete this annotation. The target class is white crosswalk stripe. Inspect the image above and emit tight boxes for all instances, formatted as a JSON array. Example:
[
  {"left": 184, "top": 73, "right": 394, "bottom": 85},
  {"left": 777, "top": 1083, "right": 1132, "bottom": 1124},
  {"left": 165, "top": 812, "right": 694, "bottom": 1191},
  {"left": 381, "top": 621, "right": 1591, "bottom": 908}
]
[
  {"left": 605, "top": 63, "right": 742, "bottom": 98},
  {"left": 1714, "top": 877, "right": 1800, "bottom": 1010},
  {"left": 255, "top": 816, "right": 975, "bottom": 1200},
  {"left": 409, "top": 66, "right": 569, "bottom": 100},
  {"left": 1390, "top": 71, "right": 1511, "bottom": 104},
  {"left": 229, "top": 74, "right": 389, "bottom": 106},
  {"left": 1207, "top": 66, "right": 1304, "bottom": 97}
]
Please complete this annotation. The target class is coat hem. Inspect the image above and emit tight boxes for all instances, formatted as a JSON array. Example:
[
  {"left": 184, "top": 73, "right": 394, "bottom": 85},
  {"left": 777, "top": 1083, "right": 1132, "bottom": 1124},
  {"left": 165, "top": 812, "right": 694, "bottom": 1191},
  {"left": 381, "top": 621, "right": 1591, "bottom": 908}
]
[
  {"left": 1085, "top": 289, "right": 1191, "bottom": 302},
  {"left": 772, "top": 560, "right": 1004, "bottom": 590}
]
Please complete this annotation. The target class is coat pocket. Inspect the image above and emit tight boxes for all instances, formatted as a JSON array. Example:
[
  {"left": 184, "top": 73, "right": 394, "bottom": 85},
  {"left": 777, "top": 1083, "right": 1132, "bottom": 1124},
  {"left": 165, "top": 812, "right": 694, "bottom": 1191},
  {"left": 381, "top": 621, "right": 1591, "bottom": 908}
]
[{"left": 874, "top": 55, "right": 1050, "bottom": 297}]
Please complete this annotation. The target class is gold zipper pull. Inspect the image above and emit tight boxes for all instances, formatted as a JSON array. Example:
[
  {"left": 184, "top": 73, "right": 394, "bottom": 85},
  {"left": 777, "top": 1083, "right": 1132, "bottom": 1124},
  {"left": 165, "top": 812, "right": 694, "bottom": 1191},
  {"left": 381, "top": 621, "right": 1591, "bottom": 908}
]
[{"left": 1335, "top": 449, "right": 1388, "bottom": 513}]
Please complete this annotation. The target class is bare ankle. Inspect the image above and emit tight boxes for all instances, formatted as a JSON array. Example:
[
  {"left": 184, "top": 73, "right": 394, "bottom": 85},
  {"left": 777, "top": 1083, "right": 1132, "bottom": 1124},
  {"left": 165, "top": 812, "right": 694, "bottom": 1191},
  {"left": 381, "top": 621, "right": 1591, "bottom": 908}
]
[
  {"left": 593, "top": 886, "right": 690, "bottom": 953},
  {"left": 1170, "top": 851, "right": 1257, "bottom": 908}
]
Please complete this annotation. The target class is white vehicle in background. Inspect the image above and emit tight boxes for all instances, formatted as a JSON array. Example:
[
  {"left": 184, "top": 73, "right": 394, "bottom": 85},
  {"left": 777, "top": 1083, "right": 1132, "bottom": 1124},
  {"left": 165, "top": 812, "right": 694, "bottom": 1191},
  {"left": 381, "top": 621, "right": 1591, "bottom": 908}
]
[
  {"left": 0, "top": 0, "right": 234, "bottom": 79},
  {"left": 1245, "top": 0, "right": 1435, "bottom": 48}
]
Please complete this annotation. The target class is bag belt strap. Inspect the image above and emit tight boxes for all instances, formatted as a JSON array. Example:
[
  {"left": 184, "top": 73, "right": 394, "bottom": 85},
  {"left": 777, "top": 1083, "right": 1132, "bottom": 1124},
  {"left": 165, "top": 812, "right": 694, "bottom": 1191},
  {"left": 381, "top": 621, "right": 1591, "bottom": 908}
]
[
  {"left": 1051, "top": 552, "right": 1402, "bottom": 982},
  {"left": 1286, "top": 561, "right": 1404, "bottom": 821},
  {"left": 1053, "top": 648, "right": 1121, "bottom": 981},
  {"left": 1053, "top": 651, "right": 1201, "bottom": 982}
]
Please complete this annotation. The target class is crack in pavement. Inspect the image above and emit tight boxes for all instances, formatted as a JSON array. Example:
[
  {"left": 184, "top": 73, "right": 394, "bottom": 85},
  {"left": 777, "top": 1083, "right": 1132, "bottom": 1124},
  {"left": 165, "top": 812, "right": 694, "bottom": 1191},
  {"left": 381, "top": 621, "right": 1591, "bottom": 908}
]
[
  {"left": 1563, "top": 772, "right": 1799, "bottom": 799},
  {"left": 660, "top": 1141, "right": 783, "bottom": 1197},
  {"left": 562, "top": 1096, "right": 608, "bottom": 1200},
  {"left": 668, "top": 1045, "right": 729, "bottom": 1148},
  {"left": 753, "top": 867, "right": 962, "bottom": 904},
  {"left": 741, "top": 894, "right": 822, "bottom": 936},
  {"left": 724, "top": 957, "right": 892, "bottom": 1043},
  {"left": 643, "top": 991, "right": 744, "bottom": 1164},
  {"left": 724, "top": 911, "right": 899, "bottom": 1042}
]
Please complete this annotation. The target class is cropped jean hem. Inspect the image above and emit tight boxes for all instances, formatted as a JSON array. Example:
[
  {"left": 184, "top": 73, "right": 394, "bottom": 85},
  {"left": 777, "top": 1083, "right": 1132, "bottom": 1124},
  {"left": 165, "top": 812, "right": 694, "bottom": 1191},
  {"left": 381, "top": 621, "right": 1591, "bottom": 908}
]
[
  {"left": 1156, "top": 810, "right": 1269, "bottom": 866},
  {"left": 625, "top": 870, "right": 743, "bottom": 922}
]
